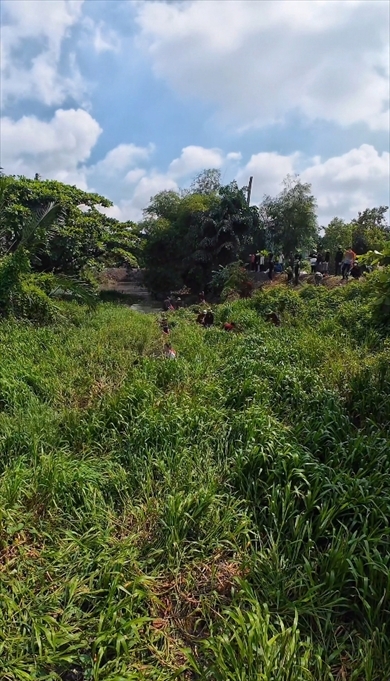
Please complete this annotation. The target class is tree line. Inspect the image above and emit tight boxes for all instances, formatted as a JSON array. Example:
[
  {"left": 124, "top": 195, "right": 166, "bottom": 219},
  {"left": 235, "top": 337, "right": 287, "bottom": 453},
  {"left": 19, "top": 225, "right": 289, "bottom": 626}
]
[{"left": 0, "top": 169, "right": 389, "bottom": 303}]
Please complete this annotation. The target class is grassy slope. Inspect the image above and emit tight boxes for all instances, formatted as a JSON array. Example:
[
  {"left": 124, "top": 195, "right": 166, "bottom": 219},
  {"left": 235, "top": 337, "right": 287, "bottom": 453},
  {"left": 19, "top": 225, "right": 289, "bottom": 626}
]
[{"left": 0, "top": 295, "right": 389, "bottom": 681}]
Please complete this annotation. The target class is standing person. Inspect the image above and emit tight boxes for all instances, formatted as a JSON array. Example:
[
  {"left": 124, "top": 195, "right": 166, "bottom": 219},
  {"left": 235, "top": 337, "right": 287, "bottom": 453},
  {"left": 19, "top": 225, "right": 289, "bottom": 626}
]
[
  {"left": 255, "top": 252, "right": 261, "bottom": 273},
  {"left": 175, "top": 296, "right": 182, "bottom": 309},
  {"left": 323, "top": 250, "right": 330, "bottom": 276},
  {"left": 203, "top": 309, "right": 214, "bottom": 328},
  {"left": 294, "top": 252, "right": 301, "bottom": 285},
  {"left": 335, "top": 246, "right": 344, "bottom": 276},
  {"left": 278, "top": 253, "right": 285, "bottom": 272},
  {"left": 316, "top": 252, "right": 323, "bottom": 272},
  {"left": 268, "top": 253, "right": 274, "bottom": 280},
  {"left": 259, "top": 252, "right": 265, "bottom": 272},
  {"left": 310, "top": 253, "right": 317, "bottom": 274},
  {"left": 341, "top": 247, "right": 355, "bottom": 280},
  {"left": 249, "top": 253, "right": 256, "bottom": 271},
  {"left": 163, "top": 297, "right": 172, "bottom": 312}
]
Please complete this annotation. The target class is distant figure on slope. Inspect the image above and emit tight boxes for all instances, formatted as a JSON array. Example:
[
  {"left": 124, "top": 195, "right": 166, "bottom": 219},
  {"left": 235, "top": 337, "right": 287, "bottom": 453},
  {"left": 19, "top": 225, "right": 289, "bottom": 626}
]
[
  {"left": 223, "top": 321, "right": 237, "bottom": 331},
  {"left": 160, "top": 317, "right": 170, "bottom": 335},
  {"left": 335, "top": 246, "right": 344, "bottom": 276},
  {"left": 249, "top": 253, "right": 256, "bottom": 271},
  {"left": 350, "top": 260, "right": 362, "bottom": 279},
  {"left": 268, "top": 253, "right": 274, "bottom": 280},
  {"left": 341, "top": 247, "right": 356, "bottom": 280},
  {"left": 164, "top": 342, "right": 177, "bottom": 359},
  {"left": 163, "top": 297, "right": 174, "bottom": 312},
  {"left": 203, "top": 309, "right": 214, "bottom": 328},
  {"left": 324, "top": 250, "right": 330, "bottom": 275},
  {"left": 294, "top": 253, "right": 301, "bottom": 285},
  {"left": 196, "top": 310, "right": 206, "bottom": 325},
  {"left": 266, "top": 311, "right": 281, "bottom": 326}
]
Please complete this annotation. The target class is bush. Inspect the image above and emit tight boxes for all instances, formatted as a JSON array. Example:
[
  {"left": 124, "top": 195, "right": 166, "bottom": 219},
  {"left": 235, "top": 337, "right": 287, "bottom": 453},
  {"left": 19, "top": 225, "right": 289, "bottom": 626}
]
[{"left": 11, "top": 280, "right": 57, "bottom": 323}]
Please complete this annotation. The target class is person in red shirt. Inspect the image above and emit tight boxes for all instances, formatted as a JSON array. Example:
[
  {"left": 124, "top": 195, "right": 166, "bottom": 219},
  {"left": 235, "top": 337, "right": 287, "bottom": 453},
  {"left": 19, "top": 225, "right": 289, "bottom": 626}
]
[{"left": 223, "top": 321, "right": 237, "bottom": 331}]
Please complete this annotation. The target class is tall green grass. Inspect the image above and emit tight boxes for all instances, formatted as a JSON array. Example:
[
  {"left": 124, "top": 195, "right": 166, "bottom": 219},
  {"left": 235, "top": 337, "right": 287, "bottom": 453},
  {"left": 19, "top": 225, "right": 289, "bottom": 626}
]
[{"left": 0, "top": 290, "right": 389, "bottom": 680}]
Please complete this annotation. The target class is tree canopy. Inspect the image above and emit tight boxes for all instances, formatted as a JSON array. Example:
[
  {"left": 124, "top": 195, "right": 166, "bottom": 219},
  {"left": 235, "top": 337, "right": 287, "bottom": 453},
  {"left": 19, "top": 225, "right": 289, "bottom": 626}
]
[
  {"left": 259, "top": 175, "right": 318, "bottom": 256},
  {"left": 140, "top": 179, "right": 259, "bottom": 294},
  {"left": 0, "top": 175, "right": 139, "bottom": 274}
]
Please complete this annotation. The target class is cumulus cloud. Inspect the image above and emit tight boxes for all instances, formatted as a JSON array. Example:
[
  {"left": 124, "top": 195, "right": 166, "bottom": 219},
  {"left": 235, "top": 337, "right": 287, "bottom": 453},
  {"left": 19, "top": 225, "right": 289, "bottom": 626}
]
[
  {"left": 301, "top": 144, "right": 390, "bottom": 224},
  {"left": 89, "top": 143, "right": 155, "bottom": 178},
  {"left": 136, "top": 0, "right": 389, "bottom": 131},
  {"left": 237, "top": 144, "right": 389, "bottom": 224},
  {"left": 1, "top": 0, "right": 87, "bottom": 107},
  {"left": 0, "top": 108, "right": 102, "bottom": 188},
  {"left": 236, "top": 151, "right": 300, "bottom": 198},
  {"left": 168, "top": 145, "right": 224, "bottom": 178}
]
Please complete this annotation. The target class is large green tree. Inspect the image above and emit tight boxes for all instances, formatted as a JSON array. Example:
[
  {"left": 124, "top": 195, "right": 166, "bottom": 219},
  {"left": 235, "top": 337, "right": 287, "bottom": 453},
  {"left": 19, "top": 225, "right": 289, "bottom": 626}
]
[
  {"left": 140, "top": 176, "right": 259, "bottom": 294},
  {"left": 259, "top": 175, "right": 318, "bottom": 256},
  {"left": 320, "top": 217, "right": 353, "bottom": 257},
  {"left": 351, "top": 206, "right": 389, "bottom": 254},
  {"left": 0, "top": 175, "right": 138, "bottom": 274}
]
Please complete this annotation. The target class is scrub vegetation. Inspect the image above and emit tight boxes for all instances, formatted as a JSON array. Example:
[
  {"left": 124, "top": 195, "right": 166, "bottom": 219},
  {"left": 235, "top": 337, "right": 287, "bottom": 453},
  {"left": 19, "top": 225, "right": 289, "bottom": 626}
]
[{"left": 1, "top": 279, "right": 390, "bottom": 680}]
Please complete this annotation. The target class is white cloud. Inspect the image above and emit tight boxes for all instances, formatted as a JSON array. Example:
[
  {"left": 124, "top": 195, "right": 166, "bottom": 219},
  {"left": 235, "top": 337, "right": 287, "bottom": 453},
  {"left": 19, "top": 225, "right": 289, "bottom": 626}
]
[
  {"left": 237, "top": 144, "right": 389, "bottom": 224},
  {"left": 1, "top": 0, "right": 87, "bottom": 107},
  {"left": 92, "top": 21, "right": 121, "bottom": 53},
  {"left": 168, "top": 145, "right": 224, "bottom": 178},
  {"left": 89, "top": 143, "right": 154, "bottom": 178},
  {"left": 0, "top": 108, "right": 102, "bottom": 189},
  {"left": 102, "top": 173, "right": 180, "bottom": 222},
  {"left": 136, "top": 0, "right": 389, "bottom": 131},
  {"left": 301, "top": 144, "right": 390, "bottom": 224},
  {"left": 236, "top": 151, "right": 300, "bottom": 199},
  {"left": 125, "top": 168, "right": 146, "bottom": 184}
]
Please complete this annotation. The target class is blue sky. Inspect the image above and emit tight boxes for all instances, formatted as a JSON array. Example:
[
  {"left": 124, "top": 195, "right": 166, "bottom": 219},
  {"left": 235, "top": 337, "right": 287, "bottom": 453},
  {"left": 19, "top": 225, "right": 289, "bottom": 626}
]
[{"left": 1, "top": 0, "right": 389, "bottom": 224}]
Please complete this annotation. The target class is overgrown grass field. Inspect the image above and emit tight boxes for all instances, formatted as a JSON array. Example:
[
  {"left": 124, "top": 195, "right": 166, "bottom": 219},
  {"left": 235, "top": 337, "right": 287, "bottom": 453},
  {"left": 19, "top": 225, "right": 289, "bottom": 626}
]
[{"left": 1, "top": 284, "right": 390, "bottom": 680}]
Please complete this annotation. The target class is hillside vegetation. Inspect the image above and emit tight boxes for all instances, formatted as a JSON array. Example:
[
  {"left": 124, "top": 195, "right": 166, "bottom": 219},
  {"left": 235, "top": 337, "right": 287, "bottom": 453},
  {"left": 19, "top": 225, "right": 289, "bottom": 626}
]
[{"left": 1, "top": 281, "right": 390, "bottom": 681}]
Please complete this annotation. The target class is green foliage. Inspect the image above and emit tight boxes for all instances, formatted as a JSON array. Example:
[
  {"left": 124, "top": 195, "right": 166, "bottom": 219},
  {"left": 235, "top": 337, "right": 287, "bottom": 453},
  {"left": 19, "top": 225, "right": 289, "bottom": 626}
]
[
  {"left": 320, "top": 217, "right": 353, "bottom": 258},
  {"left": 259, "top": 175, "right": 318, "bottom": 256},
  {"left": 0, "top": 174, "right": 139, "bottom": 274},
  {"left": 321, "top": 207, "right": 389, "bottom": 265},
  {"left": 141, "top": 176, "right": 259, "bottom": 294},
  {"left": 1, "top": 268, "right": 390, "bottom": 679},
  {"left": 0, "top": 181, "right": 98, "bottom": 322},
  {"left": 211, "top": 261, "right": 254, "bottom": 299}
]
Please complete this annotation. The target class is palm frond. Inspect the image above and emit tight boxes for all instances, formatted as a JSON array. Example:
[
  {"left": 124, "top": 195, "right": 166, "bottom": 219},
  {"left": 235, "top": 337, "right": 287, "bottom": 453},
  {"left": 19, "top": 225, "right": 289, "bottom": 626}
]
[
  {"left": 17, "top": 202, "right": 64, "bottom": 253},
  {"left": 48, "top": 274, "right": 98, "bottom": 309}
]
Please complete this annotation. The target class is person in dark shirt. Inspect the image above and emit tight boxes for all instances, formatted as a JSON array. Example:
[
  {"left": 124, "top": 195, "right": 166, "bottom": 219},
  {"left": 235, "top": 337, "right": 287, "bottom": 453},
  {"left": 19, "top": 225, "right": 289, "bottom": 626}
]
[
  {"left": 294, "top": 253, "right": 301, "bottom": 285},
  {"left": 268, "top": 253, "right": 274, "bottom": 280},
  {"left": 335, "top": 246, "right": 344, "bottom": 276},
  {"left": 203, "top": 310, "right": 214, "bottom": 327},
  {"left": 266, "top": 311, "right": 281, "bottom": 326}
]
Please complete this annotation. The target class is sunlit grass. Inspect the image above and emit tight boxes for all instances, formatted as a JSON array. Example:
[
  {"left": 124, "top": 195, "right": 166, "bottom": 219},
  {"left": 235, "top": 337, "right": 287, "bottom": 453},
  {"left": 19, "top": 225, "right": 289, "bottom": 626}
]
[{"left": 0, "top": 296, "right": 389, "bottom": 680}]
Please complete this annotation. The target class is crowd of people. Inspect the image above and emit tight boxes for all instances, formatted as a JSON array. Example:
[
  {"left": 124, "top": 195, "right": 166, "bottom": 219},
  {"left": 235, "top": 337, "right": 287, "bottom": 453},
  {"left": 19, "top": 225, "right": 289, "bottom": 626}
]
[{"left": 248, "top": 246, "right": 365, "bottom": 284}]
